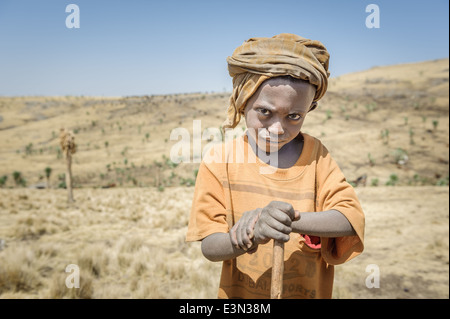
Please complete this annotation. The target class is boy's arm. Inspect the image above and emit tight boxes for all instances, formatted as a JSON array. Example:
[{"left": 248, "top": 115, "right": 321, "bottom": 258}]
[
  {"left": 202, "top": 201, "right": 298, "bottom": 262},
  {"left": 201, "top": 233, "right": 247, "bottom": 262},
  {"left": 229, "top": 208, "right": 355, "bottom": 252},
  {"left": 291, "top": 209, "right": 356, "bottom": 237}
]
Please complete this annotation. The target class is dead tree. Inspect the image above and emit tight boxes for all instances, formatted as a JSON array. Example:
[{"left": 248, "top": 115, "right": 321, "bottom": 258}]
[{"left": 59, "top": 128, "right": 76, "bottom": 202}]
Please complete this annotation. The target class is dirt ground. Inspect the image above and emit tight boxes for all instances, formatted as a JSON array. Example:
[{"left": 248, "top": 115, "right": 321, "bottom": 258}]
[{"left": 333, "top": 186, "right": 448, "bottom": 299}]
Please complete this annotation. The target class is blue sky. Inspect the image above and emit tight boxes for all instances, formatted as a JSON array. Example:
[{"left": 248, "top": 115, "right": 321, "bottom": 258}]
[{"left": 0, "top": 0, "right": 448, "bottom": 96}]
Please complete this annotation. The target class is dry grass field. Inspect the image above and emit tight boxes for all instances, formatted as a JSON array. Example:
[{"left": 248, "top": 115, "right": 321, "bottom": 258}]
[
  {"left": 0, "top": 58, "right": 448, "bottom": 298},
  {"left": 0, "top": 187, "right": 220, "bottom": 298}
]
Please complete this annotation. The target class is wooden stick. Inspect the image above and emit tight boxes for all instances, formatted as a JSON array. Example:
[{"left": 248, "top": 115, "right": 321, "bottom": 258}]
[{"left": 270, "top": 240, "right": 284, "bottom": 299}]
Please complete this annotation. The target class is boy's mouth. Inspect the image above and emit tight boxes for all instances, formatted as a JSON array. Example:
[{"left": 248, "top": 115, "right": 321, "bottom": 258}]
[
  {"left": 257, "top": 129, "right": 285, "bottom": 143},
  {"left": 265, "top": 138, "right": 282, "bottom": 144},
  {"left": 258, "top": 135, "right": 287, "bottom": 145},
  {"left": 259, "top": 139, "right": 285, "bottom": 152}
]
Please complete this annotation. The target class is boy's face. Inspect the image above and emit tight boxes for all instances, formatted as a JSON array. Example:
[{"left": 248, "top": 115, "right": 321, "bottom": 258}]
[{"left": 244, "top": 77, "right": 316, "bottom": 152}]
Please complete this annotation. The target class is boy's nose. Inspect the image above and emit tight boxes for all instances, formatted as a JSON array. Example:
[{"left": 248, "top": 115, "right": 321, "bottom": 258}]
[{"left": 268, "top": 120, "right": 284, "bottom": 135}]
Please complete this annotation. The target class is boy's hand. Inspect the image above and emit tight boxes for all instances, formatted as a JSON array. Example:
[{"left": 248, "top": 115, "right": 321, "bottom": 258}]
[
  {"left": 253, "top": 201, "right": 299, "bottom": 245},
  {"left": 230, "top": 201, "right": 300, "bottom": 252},
  {"left": 230, "top": 208, "right": 262, "bottom": 253}
]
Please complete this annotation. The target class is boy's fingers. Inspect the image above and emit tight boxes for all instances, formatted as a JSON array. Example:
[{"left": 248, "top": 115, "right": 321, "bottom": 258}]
[
  {"left": 265, "top": 217, "right": 292, "bottom": 234},
  {"left": 266, "top": 201, "right": 296, "bottom": 221},
  {"left": 250, "top": 209, "right": 261, "bottom": 228},
  {"left": 236, "top": 225, "right": 244, "bottom": 249},
  {"left": 230, "top": 224, "right": 239, "bottom": 248},
  {"left": 245, "top": 226, "right": 254, "bottom": 249},
  {"left": 237, "top": 223, "right": 253, "bottom": 251},
  {"left": 259, "top": 223, "right": 290, "bottom": 242},
  {"left": 247, "top": 208, "right": 261, "bottom": 243},
  {"left": 294, "top": 210, "right": 301, "bottom": 221},
  {"left": 232, "top": 208, "right": 263, "bottom": 251},
  {"left": 265, "top": 208, "right": 292, "bottom": 226}
]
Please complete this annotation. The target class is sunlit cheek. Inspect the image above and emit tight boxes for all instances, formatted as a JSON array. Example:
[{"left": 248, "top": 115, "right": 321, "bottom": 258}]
[
  {"left": 245, "top": 112, "right": 264, "bottom": 129},
  {"left": 291, "top": 120, "right": 304, "bottom": 135}
]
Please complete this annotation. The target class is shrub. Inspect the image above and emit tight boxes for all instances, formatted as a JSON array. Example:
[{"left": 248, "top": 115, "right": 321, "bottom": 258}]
[
  {"left": 25, "top": 143, "right": 33, "bottom": 156},
  {"left": 432, "top": 120, "right": 439, "bottom": 131},
  {"left": 392, "top": 148, "right": 408, "bottom": 165},
  {"left": 368, "top": 153, "right": 375, "bottom": 166},
  {"left": 0, "top": 175, "right": 7, "bottom": 187},
  {"left": 385, "top": 174, "right": 399, "bottom": 186},
  {"left": 12, "top": 171, "right": 26, "bottom": 187},
  {"left": 436, "top": 174, "right": 449, "bottom": 186},
  {"left": 380, "top": 129, "right": 390, "bottom": 144},
  {"left": 45, "top": 167, "right": 52, "bottom": 179}
]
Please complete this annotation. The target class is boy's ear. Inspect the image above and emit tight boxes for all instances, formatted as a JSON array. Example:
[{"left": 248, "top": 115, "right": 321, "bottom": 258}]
[{"left": 308, "top": 102, "right": 318, "bottom": 112}]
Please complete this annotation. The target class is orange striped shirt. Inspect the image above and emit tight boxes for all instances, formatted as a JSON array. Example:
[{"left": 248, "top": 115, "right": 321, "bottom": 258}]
[{"left": 186, "top": 132, "right": 365, "bottom": 299}]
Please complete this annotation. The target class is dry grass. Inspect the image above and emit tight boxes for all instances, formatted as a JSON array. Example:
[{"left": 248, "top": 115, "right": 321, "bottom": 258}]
[
  {"left": 0, "top": 187, "right": 222, "bottom": 299},
  {"left": 0, "top": 186, "right": 448, "bottom": 299}
]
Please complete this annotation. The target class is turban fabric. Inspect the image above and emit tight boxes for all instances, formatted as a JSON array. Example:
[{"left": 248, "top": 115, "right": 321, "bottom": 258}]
[{"left": 224, "top": 33, "right": 330, "bottom": 129}]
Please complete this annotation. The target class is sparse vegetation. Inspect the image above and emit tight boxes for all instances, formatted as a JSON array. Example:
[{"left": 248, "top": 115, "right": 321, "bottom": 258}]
[
  {"left": 380, "top": 129, "right": 390, "bottom": 145},
  {"left": 409, "top": 128, "right": 415, "bottom": 145},
  {"left": 432, "top": 119, "right": 439, "bottom": 131},
  {"left": 45, "top": 167, "right": 52, "bottom": 189},
  {"left": 58, "top": 173, "right": 66, "bottom": 189},
  {"left": 12, "top": 171, "right": 26, "bottom": 187},
  {"left": 368, "top": 153, "right": 375, "bottom": 166},
  {"left": 392, "top": 148, "right": 408, "bottom": 166},
  {"left": 364, "top": 102, "right": 377, "bottom": 113},
  {"left": 386, "top": 173, "right": 399, "bottom": 186},
  {"left": 0, "top": 175, "right": 7, "bottom": 187},
  {"left": 436, "top": 174, "right": 449, "bottom": 186},
  {"left": 25, "top": 143, "right": 34, "bottom": 156}
]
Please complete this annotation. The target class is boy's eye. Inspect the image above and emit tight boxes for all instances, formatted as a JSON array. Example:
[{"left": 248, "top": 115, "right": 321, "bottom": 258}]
[
  {"left": 257, "top": 108, "right": 270, "bottom": 116},
  {"left": 288, "top": 114, "right": 303, "bottom": 120}
]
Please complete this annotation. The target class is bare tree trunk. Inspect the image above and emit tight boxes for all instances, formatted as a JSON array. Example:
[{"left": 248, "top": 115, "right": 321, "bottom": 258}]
[
  {"left": 66, "top": 152, "right": 74, "bottom": 202},
  {"left": 59, "top": 128, "right": 76, "bottom": 202}
]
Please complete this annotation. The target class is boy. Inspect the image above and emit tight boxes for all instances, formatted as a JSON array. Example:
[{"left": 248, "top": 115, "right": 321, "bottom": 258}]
[{"left": 186, "top": 33, "right": 365, "bottom": 299}]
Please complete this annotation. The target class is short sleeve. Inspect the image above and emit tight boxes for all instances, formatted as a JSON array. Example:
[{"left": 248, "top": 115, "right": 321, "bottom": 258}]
[
  {"left": 185, "top": 161, "right": 229, "bottom": 242},
  {"left": 315, "top": 143, "right": 365, "bottom": 265}
]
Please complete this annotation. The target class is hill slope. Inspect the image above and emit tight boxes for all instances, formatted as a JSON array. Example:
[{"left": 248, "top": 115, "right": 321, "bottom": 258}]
[
  {"left": 0, "top": 58, "right": 448, "bottom": 189},
  {"left": 0, "top": 59, "right": 448, "bottom": 299}
]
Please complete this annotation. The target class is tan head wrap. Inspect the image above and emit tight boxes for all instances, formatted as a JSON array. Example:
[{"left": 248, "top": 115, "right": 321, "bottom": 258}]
[{"left": 224, "top": 33, "right": 330, "bottom": 129}]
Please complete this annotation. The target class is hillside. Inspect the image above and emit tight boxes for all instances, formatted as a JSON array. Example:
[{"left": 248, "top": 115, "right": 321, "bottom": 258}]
[{"left": 0, "top": 58, "right": 448, "bottom": 189}]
